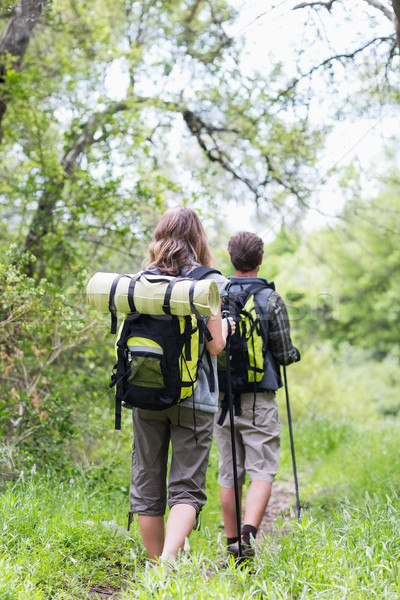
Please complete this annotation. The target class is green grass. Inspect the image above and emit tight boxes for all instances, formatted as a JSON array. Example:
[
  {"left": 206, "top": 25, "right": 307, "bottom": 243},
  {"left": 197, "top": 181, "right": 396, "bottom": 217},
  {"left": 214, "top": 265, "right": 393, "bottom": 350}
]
[
  {"left": 2, "top": 344, "right": 400, "bottom": 598},
  {"left": 0, "top": 476, "right": 143, "bottom": 599},
  {"left": 2, "top": 426, "right": 400, "bottom": 599},
  {"left": 117, "top": 494, "right": 400, "bottom": 599}
]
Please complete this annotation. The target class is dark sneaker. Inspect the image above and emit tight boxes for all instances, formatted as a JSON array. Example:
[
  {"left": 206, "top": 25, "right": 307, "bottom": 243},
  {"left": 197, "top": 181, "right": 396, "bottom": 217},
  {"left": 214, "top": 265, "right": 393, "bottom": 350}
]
[
  {"left": 227, "top": 540, "right": 255, "bottom": 564},
  {"left": 239, "top": 543, "right": 255, "bottom": 563},
  {"left": 227, "top": 541, "right": 240, "bottom": 559}
]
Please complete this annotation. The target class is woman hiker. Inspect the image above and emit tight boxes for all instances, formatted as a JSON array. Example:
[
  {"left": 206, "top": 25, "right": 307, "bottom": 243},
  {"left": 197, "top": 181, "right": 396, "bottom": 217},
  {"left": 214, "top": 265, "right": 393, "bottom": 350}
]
[{"left": 129, "top": 205, "right": 234, "bottom": 565}]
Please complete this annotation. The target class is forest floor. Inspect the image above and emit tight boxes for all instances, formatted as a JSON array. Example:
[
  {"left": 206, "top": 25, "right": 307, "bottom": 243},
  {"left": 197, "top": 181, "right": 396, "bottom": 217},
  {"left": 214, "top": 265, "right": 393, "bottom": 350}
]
[
  {"left": 87, "top": 480, "right": 297, "bottom": 599},
  {"left": 258, "top": 479, "right": 296, "bottom": 536}
]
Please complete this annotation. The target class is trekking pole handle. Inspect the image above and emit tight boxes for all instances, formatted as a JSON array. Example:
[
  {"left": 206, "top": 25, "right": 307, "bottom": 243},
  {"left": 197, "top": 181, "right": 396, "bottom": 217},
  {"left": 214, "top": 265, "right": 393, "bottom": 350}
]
[{"left": 222, "top": 311, "right": 235, "bottom": 338}]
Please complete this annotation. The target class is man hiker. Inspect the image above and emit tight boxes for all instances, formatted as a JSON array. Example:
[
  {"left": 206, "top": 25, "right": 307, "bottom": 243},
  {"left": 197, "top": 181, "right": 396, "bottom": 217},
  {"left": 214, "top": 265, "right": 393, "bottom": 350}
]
[{"left": 214, "top": 231, "right": 300, "bottom": 562}]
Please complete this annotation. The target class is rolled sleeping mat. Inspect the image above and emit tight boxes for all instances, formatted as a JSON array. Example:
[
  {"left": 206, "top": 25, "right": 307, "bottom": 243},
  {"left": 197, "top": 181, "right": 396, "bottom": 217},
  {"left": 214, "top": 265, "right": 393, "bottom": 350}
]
[{"left": 86, "top": 272, "right": 220, "bottom": 317}]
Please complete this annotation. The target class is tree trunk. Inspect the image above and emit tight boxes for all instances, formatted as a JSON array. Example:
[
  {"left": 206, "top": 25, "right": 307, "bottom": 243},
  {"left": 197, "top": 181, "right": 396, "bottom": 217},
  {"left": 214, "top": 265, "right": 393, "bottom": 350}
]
[
  {"left": 392, "top": 0, "right": 400, "bottom": 46},
  {"left": 22, "top": 101, "right": 129, "bottom": 277},
  {"left": 0, "top": 0, "right": 47, "bottom": 140}
]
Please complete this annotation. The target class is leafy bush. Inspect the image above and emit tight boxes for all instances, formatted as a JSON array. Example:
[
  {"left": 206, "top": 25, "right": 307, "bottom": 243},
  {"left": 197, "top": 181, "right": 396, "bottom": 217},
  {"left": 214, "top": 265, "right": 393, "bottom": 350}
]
[{"left": 0, "top": 247, "right": 105, "bottom": 475}]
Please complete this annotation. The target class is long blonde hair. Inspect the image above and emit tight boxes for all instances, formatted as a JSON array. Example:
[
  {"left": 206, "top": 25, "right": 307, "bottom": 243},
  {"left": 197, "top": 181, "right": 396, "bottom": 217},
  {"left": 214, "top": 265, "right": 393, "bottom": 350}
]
[{"left": 146, "top": 205, "right": 214, "bottom": 275}]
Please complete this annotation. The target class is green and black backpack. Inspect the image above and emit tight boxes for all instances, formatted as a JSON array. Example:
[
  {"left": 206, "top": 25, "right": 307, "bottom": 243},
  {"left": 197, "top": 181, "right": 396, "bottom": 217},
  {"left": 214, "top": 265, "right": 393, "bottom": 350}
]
[
  {"left": 217, "top": 277, "right": 276, "bottom": 424},
  {"left": 108, "top": 266, "right": 220, "bottom": 429}
]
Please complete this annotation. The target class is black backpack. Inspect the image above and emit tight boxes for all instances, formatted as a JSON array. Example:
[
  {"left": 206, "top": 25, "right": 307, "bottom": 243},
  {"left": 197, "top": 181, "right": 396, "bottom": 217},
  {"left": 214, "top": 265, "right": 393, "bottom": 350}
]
[
  {"left": 217, "top": 277, "right": 275, "bottom": 424},
  {"left": 109, "top": 267, "right": 220, "bottom": 429}
]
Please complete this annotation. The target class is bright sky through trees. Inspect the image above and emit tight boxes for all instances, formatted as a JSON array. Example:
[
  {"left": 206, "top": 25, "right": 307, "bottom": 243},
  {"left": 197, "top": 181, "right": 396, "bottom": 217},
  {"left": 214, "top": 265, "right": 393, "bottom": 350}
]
[
  {"left": 97, "top": 1, "right": 397, "bottom": 238},
  {"left": 224, "top": 0, "right": 399, "bottom": 236}
]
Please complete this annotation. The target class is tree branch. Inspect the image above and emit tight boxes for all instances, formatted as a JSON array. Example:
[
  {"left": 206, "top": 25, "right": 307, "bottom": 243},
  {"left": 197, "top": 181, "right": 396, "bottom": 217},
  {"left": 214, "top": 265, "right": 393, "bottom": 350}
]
[
  {"left": 293, "top": 1, "right": 336, "bottom": 11},
  {"left": 62, "top": 100, "right": 130, "bottom": 173},
  {"left": 23, "top": 96, "right": 301, "bottom": 271},
  {"left": 0, "top": 0, "right": 48, "bottom": 140},
  {"left": 182, "top": 108, "right": 303, "bottom": 204},
  {"left": 363, "top": 0, "right": 395, "bottom": 21},
  {"left": 182, "top": 108, "right": 263, "bottom": 199},
  {"left": 294, "top": 0, "right": 398, "bottom": 47},
  {"left": 280, "top": 36, "right": 395, "bottom": 95},
  {"left": 390, "top": 0, "right": 400, "bottom": 46}
]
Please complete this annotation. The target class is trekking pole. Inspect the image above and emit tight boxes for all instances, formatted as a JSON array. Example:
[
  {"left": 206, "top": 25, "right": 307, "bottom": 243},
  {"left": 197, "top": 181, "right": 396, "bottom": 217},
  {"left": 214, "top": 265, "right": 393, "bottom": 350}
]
[
  {"left": 223, "top": 312, "right": 242, "bottom": 558},
  {"left": 283, "top": 365, "right": 301, "bottom": 522}
]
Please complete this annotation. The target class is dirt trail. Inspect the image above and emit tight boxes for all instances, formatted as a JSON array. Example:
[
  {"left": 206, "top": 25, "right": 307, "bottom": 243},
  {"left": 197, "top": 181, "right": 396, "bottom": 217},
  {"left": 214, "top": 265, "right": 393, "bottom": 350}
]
[
  {"left": 258, "top": 479, "right": 297, "bottom": 536},
  {"left": 88, "top": 480, "right": 296, "bottom": 598}
]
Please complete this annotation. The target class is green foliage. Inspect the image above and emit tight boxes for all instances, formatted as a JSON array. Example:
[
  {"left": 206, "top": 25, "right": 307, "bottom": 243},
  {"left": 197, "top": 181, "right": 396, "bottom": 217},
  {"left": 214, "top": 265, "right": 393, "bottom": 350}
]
[
  {"left": 280, "top": 343, "right": 399, "bottom": 423},
  {"left": 0, "top": 475, "right": 143, "bottom": 599},
  {"left": 0, "top": 247, "right": 84, "bottom": 435},
  {"left": 0, "top": 245, "right": 133, "bottom": 476},
  {"left": 310, "top": 422, "right": 400, "bottom": 508},
  {"left": 0, "top": 8, "right": 399, "bottom": 597},
  {"left": 267, "top": 188, "right": 400, "bottom": 359},
  {"left": 271, "top": 340, "right": 400, "bottom": 512},
  {"left": 304, "top": 193, "right": 400, "bottom": 357},
  {"left": 0, "top": 0, "right": 324, "bottom": 282}
]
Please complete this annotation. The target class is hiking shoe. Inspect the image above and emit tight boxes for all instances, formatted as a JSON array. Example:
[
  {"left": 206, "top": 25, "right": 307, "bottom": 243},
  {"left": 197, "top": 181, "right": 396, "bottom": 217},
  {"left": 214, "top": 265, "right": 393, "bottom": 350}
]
[
  {"left": 227, "top": 542, "right": 240, "bottom": 559},
  {"left": 226, "top": 540, "right": 255, "bottom": 563}
]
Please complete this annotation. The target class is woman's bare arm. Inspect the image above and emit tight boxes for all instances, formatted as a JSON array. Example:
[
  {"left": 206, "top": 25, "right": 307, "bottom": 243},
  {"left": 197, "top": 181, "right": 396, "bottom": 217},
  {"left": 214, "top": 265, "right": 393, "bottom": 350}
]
[{"left": 204, "top": 304, "right": 235, "bottom": 356}]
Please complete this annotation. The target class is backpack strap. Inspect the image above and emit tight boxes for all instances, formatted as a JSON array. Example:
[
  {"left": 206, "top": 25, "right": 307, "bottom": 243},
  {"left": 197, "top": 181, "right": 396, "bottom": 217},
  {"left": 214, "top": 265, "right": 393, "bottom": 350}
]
[
  {"left": 109, "top": 274, "right": 141, "bottom": 334},
  {"left": 161, "top": 276, "right": 213, "bottom": 345},
  {"left": 251, "top": 286, "right": 276, "bottom": 422},
  {"left": 217, "top": 391, "right": 241, "bottom": 426},
  {"left": 206, "top": 352, "right": 216, "bottom": 392},
  {"left": 160, "top": 268, "right": 221, "bottom": 315},
  {"left": 252, "top": 286, "right": 274, "bottom": 343},
  {"left": 127, "top": 274, "right": 141, "bottom": 313},
  {"left": 187, "top": 267, "right": 221, "bottom": 341},
  {"left": 196, "top": 345, "right": 215, "bottom": 396},
  {"left": 138, "top": 270, "right": 179, "bottom": 316},
  {"left": 162, "top": 276, "right": 180, "bottom": 315},
  {"left": 187, "top": 280, "right": 214, "bottom": 343},
  {"left": 157, "top": 266, "right": 221, "bottom": 318},
  {"left": 241, "top": 281, "right": 274, "bottom": 305},
  {"left": 188, "top": 267, "right": 222, "bottom": 392},
  {"left": 184, "top": 315, "right": 193, "bottom": 361},
  {"left": 111, "top": 318, "right": 132, "bottom": 430},
  {"left": 109, "top": 275, "right": 124, "bottom": 334},
  {"left": 188, "top": 266, "right": 221, "bottom": 280}
]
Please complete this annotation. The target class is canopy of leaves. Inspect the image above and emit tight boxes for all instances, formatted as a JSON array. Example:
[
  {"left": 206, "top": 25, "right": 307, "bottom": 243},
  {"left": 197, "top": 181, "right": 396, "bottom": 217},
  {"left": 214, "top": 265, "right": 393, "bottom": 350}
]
[
  {"left": 0, "top": 0, "right": 326, "bottom": 284},
  {"left": 273, "top": 180, "right": 400, "bottom": 359}
]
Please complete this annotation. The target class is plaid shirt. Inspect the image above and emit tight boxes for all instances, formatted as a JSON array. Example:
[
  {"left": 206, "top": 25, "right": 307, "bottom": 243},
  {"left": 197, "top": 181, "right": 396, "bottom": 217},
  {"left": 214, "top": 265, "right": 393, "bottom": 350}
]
[{"left": 266, "top": 291, "right": 298, "bottom": 366}]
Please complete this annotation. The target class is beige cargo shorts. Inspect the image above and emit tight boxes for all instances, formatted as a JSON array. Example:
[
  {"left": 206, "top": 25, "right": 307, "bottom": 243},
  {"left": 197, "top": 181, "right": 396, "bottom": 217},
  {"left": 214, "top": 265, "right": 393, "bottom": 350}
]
[{"left": 214, "top": 391, "right": 281, "bottom": 486}]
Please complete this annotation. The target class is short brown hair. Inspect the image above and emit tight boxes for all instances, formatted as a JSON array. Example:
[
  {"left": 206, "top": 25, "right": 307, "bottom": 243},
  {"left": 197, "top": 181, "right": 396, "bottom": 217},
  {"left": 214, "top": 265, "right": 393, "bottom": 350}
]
[{"left": 228, "top": 231, "right": 264, "bottom": 272}]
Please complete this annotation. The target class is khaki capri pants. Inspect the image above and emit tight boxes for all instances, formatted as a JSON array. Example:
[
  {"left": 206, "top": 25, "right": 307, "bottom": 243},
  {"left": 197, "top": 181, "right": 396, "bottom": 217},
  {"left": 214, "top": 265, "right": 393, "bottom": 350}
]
[{"left": 130, "top": 405, "right": 214, "bottom": 516}]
